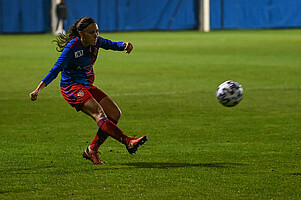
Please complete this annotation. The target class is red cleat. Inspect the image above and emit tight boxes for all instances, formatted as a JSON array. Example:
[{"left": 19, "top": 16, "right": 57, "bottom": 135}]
[
  {"left": 126, "top": 136, "right": 147, "bottom": 154},
  {"left": 82, "top": 148, "right": 105, "bottom": 165}
]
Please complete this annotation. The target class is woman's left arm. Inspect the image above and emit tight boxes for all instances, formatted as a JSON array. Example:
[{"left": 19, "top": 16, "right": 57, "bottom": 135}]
[{"left": 99, "top": 37, "right": 133, "bottom": 54}]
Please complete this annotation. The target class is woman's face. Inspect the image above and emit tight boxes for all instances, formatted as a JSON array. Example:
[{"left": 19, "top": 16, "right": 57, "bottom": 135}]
[{"left": 80, "top": 23, "right": 99, "bottom": 46}]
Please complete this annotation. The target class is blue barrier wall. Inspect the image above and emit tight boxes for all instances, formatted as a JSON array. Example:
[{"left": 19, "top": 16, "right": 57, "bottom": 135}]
[
  {"left": 1, "top": 0, "right": 301, "bottom": 33},
  {"left": 64, "top": 0, "right": 199, "bottom": 32},
  {"left": 0, "top": 0, "right": 51, "bottom": 33},
  {"left": 210, "top": 0, "right": 301, "bottom": 29}
]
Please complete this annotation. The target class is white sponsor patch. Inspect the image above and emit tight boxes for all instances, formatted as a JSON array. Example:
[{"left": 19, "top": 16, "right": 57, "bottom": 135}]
[{"left": 74, "top": 50, "right": 84, "bottom": 58}]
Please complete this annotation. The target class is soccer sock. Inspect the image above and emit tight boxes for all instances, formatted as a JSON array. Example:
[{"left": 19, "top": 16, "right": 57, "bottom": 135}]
[
  {"left": 107, "top": 116, "right": 118, "bottom": 125},
  {"left": 89, "top": 116, "right": 118, "bottom": 151},
  {"left": 89, "top": 134, "right": 100, "bottom": 152},
  {"left": 97, "top": 117, "right": 130, "bottom": 145},
  {"left": 89, "top": 132, "right": 109, "bottom": 152}
]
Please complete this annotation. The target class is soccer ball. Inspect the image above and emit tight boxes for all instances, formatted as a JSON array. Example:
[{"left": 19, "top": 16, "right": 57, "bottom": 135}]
[{"left": 216, "top": 80, "right": 243, "bottom": 107}]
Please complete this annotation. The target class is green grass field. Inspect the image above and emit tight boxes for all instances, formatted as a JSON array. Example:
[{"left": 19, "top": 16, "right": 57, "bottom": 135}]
[{"left": 1, "top": 30, "right": 300, "bottom": 199}]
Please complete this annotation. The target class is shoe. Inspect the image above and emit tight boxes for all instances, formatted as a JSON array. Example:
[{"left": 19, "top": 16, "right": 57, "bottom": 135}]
[
  {"left": 82, "top": 147, "right": 105, "bottom": 165},
  {"left": 126, "top": 136, "right": 147, "bottom": 154}
]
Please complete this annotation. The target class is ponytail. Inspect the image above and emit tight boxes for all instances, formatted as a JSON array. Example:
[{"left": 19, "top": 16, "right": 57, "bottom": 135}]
[{"left": 53, "top": 17, "right": 96, "bottom": 52}]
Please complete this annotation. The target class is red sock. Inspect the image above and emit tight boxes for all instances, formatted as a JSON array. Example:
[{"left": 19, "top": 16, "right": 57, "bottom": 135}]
[
  {"left": 97, "top": 118, "right": 130, "bottom": 145},
  {"left": 89, "top": 134, "right": 100, "bottom": 151},
  {"left": 89, "top": 131, "right": 109, "bottom": 151}
]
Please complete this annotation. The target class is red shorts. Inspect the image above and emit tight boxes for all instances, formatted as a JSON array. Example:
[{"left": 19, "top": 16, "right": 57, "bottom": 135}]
[{"left": 60, "top": 83, "right": 108, "bottom": 111}]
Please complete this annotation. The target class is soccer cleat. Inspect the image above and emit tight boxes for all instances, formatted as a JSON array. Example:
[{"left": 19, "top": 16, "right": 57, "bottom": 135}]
[
  {"left": 82, "top": 148, "right": 105, "bottom": 165},
  {"left": 126, "top": 136, "right": 147, "bottom": 154}
]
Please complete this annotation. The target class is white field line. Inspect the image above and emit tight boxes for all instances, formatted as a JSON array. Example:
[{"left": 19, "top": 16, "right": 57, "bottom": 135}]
[
  {"left": 0, "top": 90, "right": 197, "bottom": 100},
  {"left": 110, "top": 90, "right": 195, "bottom": 97},
  {"left": 1, "top": 88, "right": 300, "bottom": 101}
]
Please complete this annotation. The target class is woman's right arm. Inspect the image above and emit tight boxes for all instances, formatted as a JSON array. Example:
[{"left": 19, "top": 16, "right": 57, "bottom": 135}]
[
  {"left": 29, "top": 47, "right": 73, "bottom": 101},
  {"left": 29, "top": 81, "right": 47, "bottom": 101},
  {"left": 29, "top": 64, "right": 61, "bottom": 101}
]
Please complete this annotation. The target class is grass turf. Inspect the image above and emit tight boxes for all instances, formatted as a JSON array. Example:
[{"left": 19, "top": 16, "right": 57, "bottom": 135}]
[{"left": 0, "top": 30, "right": 301, "bottom": 199}]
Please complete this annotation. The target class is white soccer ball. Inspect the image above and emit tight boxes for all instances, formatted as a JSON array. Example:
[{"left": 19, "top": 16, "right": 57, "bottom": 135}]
[{"left": 216, "top": 80, "right": 243, "bottom": 107}]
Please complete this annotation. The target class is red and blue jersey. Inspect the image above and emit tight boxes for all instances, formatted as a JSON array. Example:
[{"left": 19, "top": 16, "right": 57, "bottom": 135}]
[{"left": 42, "top": 36, "right": 124, "bottom": 87}]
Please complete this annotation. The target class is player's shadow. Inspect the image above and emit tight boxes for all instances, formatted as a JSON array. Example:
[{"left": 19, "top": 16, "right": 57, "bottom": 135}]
[{"left": 120, "top": 162, "right": 244, "bottom": 169}]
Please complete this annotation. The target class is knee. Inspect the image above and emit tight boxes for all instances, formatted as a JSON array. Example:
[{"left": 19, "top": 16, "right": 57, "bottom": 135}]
[
  {"left": 95, "top": 107, "right": 106, "bottom": 120},
  {"left": 87, "top": 105, "right": 106, "bottom": 122},
  {"left": 111, "top": 109, "right": 122, "bottom": 122},
  {"left": 82, "top": 98, "right": 106, "bottom": 122}
]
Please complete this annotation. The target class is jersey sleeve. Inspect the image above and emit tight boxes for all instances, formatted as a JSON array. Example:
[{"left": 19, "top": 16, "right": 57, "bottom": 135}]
[
  {"left": 42, "top": 47, "right": 74, "bottom": 85},
  {"left": 98, "top": 36, "right": 124, "bottom": 51}
]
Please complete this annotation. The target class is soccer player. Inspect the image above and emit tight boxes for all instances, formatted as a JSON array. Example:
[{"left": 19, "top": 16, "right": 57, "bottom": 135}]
[{"left": 29, "top": 17, "right": 147, "bottom": 165}]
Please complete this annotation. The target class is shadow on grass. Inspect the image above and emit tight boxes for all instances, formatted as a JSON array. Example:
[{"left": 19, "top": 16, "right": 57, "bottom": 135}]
[{"left": 120, "top": 162, "right": 244, "bottom": 169}]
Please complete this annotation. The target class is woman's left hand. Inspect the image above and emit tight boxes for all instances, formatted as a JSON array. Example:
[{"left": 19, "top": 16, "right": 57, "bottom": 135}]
[{"left": 123, "top": 42, "right": 133, "bottom": 54}]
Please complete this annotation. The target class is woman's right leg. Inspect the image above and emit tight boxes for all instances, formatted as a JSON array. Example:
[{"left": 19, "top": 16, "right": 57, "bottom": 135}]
[
  {"left": 81, "top": 97, "right": 106, "bottom": 122},
  {"left": 91, "top": 96, "right": 121, "bottom": 152},
  {"left": 80, "top": 98, "right": 108, "bottom": 165},
  {"left": 81, "top": 97, "right": 108, "bottom": 152}
]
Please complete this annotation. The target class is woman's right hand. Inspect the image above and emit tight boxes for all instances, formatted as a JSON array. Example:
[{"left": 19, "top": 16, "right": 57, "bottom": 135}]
[
  {"left": 29, "top": 90, "right": 39, "bottom": 101},
  {"left": 29, "top": 81, "right": 46, "bottom": 101}
]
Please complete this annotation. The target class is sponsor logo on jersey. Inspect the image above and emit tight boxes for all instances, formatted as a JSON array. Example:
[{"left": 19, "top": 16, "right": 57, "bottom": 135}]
[
  {"left": 75, "top": 50, "right": 84, "bottom": 58},
  {"left": 76, "top": 64, "right": 93, "bottom": 70}
]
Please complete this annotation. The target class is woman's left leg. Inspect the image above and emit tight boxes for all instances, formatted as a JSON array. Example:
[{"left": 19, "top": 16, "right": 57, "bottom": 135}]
[
  {"left": 94, "top": 95, "right": 147, "bottom": 155},
  {"left": 84, "top": 88, "right": 121, "bottom": 152},
  {"left": 85, "top": 86, "right": 147, "bottom": 158},
  {"left": 99, "top": 96, "right": 122, "bottom": 124},
  {"left": 89, "top": 96, "right": 122, "bottom": 151}
]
